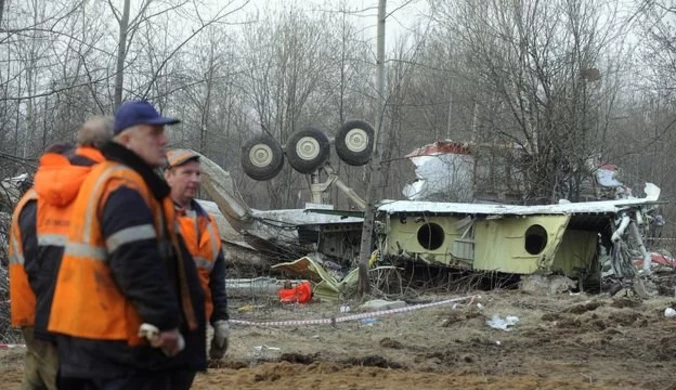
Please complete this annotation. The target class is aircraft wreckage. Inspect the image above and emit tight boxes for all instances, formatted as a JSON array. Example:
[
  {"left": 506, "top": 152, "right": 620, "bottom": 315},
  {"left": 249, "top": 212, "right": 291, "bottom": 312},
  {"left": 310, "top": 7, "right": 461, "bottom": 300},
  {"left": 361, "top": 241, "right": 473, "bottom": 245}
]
[
  {"left": 0, "top": 130, "right": 666, "bottom": 297},
  {"left": 192, "top": 127, "right": 666, "bottom": 297}
]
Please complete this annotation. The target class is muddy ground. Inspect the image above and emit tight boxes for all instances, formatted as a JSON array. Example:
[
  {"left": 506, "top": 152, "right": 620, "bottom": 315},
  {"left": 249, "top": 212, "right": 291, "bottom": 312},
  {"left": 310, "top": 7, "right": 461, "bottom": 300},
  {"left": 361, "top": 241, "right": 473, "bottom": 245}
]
[{"left": 2, "top": 289, "right": 676, "bottom": 389}]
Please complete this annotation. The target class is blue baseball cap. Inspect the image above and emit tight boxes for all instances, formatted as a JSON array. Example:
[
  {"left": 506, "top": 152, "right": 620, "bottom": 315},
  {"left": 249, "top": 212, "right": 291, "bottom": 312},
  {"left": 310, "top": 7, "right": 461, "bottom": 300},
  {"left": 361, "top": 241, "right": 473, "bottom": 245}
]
[{"left": 114, "top": 100, "right": 180, "bottom": 135}]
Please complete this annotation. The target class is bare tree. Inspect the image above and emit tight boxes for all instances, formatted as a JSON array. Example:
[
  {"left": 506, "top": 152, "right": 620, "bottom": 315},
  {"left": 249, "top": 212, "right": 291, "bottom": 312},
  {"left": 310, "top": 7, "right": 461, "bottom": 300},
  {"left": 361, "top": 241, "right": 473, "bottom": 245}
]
[{"left": 428, "top": 0, "right": 631, "bottom": 203}]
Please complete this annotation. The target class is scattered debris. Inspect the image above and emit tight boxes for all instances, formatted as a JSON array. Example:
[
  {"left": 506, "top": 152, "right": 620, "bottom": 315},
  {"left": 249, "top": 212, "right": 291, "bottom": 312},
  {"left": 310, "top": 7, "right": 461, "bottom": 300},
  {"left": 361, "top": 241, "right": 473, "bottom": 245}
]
[
  {"left": 359, "top": 299, "right": 407, "bottom": 312},
  {"left": 278, "top": 281, "right": 313, "bottom": 304},
  {"left": 252, "top": 345, "right": 281, "bottom": 363},
  {"left": 225, "top": 277, "right": 289, "bottom": 298},
  {"left": 271, "top": 251, "right": 381, "bottom": 300},
  {"left": 486, "top": 314, "right": 519, "bottom": 331}
]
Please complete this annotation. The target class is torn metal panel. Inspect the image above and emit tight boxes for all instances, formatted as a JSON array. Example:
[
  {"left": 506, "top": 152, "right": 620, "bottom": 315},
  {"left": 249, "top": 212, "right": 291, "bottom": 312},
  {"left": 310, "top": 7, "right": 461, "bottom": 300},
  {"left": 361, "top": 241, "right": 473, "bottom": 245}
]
[
  {"left": 381, "top": 183, "right": 660, "bottom": 217},
  {"left": 196, "top": 200, "right": 255, "bottom": 249},
  {"left": 402, "top": 146, "right": 474, "bottom": 202},
  {"left": 382, "top": 215, "right": 472, "bottom": 267},
  {"left": 551, "top": 230, "right": 598, "bottom": 277},
  {"left": 271, "top": 252, "right": 380, "bottom": 301},
  {"left": 473, "top": 215, "right": 570, "bottom": 274}
]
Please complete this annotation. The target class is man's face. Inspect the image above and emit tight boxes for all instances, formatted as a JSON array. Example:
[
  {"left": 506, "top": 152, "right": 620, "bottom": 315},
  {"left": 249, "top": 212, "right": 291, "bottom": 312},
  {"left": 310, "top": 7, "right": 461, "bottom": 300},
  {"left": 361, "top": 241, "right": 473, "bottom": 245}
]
[
  {"left": 165, "top": 160, "right": 201, "bottom": 204},
  {"left": 123, "top": 124, "right": 168, "bottom": 167}
]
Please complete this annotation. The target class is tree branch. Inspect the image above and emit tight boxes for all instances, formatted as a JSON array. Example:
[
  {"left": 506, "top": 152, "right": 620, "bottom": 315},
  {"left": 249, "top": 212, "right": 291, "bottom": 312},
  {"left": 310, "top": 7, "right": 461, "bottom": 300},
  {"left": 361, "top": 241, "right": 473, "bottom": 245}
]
[{"left": 107, "top": 0, "right": 121, "bottom": 24}]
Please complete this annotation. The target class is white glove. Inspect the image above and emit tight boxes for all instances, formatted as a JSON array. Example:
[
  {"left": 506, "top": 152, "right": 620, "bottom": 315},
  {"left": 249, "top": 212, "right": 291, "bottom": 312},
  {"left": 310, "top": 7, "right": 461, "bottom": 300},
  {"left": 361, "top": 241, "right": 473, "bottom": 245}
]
[{"left": 209, "top": 320, "right": 229, "bottom": 359}]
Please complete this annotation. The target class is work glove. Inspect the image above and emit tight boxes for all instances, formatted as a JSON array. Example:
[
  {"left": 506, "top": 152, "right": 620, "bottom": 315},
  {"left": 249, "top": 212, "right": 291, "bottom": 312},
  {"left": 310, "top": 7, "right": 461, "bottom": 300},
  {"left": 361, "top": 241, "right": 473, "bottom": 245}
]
[{"left": 209, "top": 320, "right": 229, "bottom": 360}]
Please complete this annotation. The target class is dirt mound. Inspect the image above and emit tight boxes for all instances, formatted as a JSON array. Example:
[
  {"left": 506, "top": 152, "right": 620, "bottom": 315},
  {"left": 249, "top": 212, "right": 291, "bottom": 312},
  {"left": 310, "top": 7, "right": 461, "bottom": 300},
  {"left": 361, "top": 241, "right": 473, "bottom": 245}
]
[
  {"left": 343, "top": 354, "right": 404, "bottom": 369},
  {"left": 440, "top": 309, "right": 483, "bottom": 327},
  {"left": 379, "top": 337, "right": 404, "bottom": 349},
  {"left": 610, "top": 297, "right": 642, "bottom": 309},
  {"left": 607, "top": 310, "right": 643, "bottom": 326},
  {"left": 193, "top": 362, "right": 618, "bottom": 390},
  {"left": 565, "top": 301, "right": 604, "bottom": 314},
  {"left": 4, "top": 290, "right": 676, "bottom": 389},
  {"left": 279, "top": 352, "right": 318, "bottom": 365},
  {"left": 655, "top": 336, "right": 676, "bottom": 361}
]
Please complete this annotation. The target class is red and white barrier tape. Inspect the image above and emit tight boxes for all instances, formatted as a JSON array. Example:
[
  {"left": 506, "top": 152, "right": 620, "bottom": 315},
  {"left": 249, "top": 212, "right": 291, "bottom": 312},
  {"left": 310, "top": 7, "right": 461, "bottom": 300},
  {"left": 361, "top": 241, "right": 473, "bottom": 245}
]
[{"left": 230, "top": 295, "right": 479, "bottom": 327}]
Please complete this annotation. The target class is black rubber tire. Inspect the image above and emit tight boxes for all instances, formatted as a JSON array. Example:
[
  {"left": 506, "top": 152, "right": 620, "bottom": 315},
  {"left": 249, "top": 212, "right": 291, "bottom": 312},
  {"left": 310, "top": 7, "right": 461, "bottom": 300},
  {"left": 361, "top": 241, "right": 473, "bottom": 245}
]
[
  {"left": 240, "top": 134, "right": 284, "bottom": 181},
  {"left": 285, "top": 127, "right": 330, "bottom": 174},
  {"left": 335, "top": 120, "right": 375, "bottom": 166}
]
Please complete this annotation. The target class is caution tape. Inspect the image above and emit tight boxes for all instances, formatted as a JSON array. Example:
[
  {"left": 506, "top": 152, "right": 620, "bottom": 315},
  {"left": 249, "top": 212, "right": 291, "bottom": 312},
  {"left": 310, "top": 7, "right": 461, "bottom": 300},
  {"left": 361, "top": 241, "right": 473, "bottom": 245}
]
[
  {"left": 0, "top": 296, "right": 479, "bottom": 344},
  {"left": 230, "top": 295, "right": 479, "bottom": 327}
]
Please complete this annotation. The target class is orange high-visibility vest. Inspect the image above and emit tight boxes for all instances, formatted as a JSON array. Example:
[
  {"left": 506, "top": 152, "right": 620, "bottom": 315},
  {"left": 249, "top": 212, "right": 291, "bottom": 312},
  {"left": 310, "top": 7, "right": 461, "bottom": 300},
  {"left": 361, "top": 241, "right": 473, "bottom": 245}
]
[
  {"left": 176, "top": 209, "right": 221, "bottom": 320},
  {"left": 9, "top": 189, "right": 38, "bottom": 327},
  {"left": 48, "top": 161, "right": 178, "bottom": 346},
  {"left": 35, "top": 149, "right": 103, "bottom": 248}
]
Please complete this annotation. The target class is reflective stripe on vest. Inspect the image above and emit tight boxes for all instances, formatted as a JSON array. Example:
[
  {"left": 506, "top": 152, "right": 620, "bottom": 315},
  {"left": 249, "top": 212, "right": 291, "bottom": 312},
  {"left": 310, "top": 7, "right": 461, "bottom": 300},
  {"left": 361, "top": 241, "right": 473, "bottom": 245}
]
[
  {"left": 105, "top": 224, "right": 156, "bottom": 253},
  {"left": 193, "top": 256, "right": 215, "bottom": 272},
  {"left": 63, "top": 242, "right": 107, "bottom": 261},
  {"left": 9, "top": 235, "right": 25, "bottom": 265},
  {"left": 205, "top": 220, "right": 219, "bottom": 264},
  {"left": 82, "top": 165, "right": 128, "bottom": 244},
  {"left": 37, "top": 233, "right": 67, "bottom": 247}
]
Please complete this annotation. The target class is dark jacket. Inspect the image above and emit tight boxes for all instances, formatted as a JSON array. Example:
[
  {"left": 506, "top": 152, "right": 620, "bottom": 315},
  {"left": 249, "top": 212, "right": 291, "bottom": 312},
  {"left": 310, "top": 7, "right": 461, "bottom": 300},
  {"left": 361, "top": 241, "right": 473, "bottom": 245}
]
[{"left": 56, "top": 142, "right": 207, "bottom": 379}]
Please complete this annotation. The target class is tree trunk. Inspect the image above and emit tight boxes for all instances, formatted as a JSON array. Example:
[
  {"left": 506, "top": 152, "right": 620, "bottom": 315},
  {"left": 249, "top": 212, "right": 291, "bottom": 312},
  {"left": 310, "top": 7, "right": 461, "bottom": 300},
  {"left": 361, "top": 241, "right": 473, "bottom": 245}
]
[
  {"left": 357, "top": 0, "right": 387, "bottom": 296},
  {"left": 0, "top": 0, "right": 5, "bottom": 28},
  {"left": 114, "top": 0, "right": 131, "bottom": 108}
]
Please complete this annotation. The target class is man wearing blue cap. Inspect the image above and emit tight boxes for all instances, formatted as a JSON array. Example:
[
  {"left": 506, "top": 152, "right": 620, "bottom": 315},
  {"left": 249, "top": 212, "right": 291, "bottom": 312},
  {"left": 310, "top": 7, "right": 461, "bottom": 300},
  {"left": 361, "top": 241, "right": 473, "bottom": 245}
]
[{"left": 49, "top": 100, "right": 207, "bottom": 389}]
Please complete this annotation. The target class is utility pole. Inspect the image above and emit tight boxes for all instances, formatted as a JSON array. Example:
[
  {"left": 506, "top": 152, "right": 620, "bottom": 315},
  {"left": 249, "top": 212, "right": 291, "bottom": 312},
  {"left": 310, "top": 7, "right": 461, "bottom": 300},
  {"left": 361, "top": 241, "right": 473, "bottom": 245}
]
[{"left": 357, "top": 0, "right": 387, "bottom": 296}]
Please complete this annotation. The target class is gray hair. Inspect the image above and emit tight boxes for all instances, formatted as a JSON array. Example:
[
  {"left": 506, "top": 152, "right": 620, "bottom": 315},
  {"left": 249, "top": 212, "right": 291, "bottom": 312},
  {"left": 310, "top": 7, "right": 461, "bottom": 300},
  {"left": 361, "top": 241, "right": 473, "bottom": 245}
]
[{"left": 77, "top": 116, "right": 114, "bottom": 148}]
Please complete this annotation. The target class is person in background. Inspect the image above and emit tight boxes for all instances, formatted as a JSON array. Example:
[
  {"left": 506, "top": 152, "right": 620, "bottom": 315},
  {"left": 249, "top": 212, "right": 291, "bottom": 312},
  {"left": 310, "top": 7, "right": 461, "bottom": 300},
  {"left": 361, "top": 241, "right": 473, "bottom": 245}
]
[
  {"left": 164, "top": 149, "right": 229, "bottom": 388},
  {"left": 8, "top": 116, "right": 113, "bottom": 390}
]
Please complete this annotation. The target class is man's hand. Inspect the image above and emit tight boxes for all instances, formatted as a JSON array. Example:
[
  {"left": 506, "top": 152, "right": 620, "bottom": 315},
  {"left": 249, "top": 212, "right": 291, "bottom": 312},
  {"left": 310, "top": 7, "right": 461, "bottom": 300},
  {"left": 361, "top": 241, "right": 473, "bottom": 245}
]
[
  {"left": 156, "top": 328, "right": 185, "bottom": 357},
  {"left": 139, "top": 324, "right": 185, "bottom": 357},
  {"left": 209, "top": 320, "right": 229, "bottom": 360}
]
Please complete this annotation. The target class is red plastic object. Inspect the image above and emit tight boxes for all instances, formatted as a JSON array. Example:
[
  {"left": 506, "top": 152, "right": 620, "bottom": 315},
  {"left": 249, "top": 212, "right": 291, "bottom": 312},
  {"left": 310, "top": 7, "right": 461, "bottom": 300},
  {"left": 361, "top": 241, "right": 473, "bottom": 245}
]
[{"left": 278, "top": 281, "right": 313, "bottom": 304}]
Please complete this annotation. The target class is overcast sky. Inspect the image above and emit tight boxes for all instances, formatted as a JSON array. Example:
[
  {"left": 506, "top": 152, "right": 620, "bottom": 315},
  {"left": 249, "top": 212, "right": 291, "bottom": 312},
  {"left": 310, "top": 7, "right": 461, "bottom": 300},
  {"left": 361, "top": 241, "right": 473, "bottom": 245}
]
[{"left": 210, "top": 0, "right": 431, "bottom": 51}]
